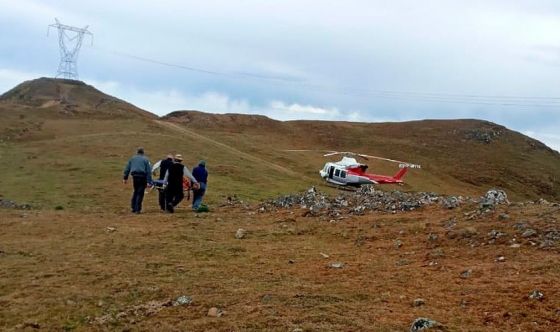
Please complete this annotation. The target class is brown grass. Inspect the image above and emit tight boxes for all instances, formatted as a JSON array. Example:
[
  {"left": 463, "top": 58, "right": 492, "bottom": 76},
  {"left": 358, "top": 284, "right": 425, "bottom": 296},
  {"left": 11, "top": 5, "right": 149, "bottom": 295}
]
[
  {"left": 1, "top": 78, "right": 559, "bottom": 331},
  {"left": 1, "top": 202, "right": 558, "bottom": 331}
]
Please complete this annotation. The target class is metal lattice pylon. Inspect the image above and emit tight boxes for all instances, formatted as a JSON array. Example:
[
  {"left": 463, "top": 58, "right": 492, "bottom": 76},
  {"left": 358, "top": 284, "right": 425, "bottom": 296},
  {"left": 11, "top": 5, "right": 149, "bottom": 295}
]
[{"left": 48, "top": 18, "right": 93, "bottom": 80}]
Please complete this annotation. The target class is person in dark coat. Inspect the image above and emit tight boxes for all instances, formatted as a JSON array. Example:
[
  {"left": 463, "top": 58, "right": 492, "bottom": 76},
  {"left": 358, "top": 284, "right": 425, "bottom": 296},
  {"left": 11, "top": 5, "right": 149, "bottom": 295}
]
[
  {"left": 163, "top": 154, "right": 197, "bottom": 213},
  {"left": 152, "top": 154, "right": 174, "bottom": 210},
  {"left": 192, "top": 160, "right": 208, "bottom": 211},
  {"left": 123, "top": 147, "right": 152, "bottom": 214}
]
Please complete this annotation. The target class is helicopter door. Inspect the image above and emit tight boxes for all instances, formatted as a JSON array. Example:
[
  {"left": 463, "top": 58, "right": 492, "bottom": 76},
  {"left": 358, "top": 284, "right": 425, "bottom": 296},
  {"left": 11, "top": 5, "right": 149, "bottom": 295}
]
[{"left": 328, "top": 166, "right": 335, "bottom": 179}]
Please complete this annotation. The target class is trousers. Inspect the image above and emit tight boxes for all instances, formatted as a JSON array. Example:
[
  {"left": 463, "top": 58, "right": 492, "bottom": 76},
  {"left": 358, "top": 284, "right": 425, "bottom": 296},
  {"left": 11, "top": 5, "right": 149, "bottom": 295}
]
[
  {"left": 165, "top": 185, "right": 184, "bottom": 213},
  {"left": 131, "top": 176, "right": 147, "bottom": 212},
  {"left": 192, "top": 182, "right": 207, "bottom": 210}
]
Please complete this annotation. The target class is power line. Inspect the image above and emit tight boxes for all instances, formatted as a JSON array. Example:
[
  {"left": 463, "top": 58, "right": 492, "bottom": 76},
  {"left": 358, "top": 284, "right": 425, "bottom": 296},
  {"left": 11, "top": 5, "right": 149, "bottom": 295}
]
[
  {"left": 93, "top": 47, "right": 303, "bottom": 83},
  {"left": 91, "top": 46, "right": 560, "bottom": 108}
]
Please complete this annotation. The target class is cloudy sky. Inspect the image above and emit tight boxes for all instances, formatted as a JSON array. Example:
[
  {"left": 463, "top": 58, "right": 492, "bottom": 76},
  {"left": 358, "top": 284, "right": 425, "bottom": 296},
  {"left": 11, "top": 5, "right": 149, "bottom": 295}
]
[{"left": 1, "top": 0, "right": 559, "bottom": 150}]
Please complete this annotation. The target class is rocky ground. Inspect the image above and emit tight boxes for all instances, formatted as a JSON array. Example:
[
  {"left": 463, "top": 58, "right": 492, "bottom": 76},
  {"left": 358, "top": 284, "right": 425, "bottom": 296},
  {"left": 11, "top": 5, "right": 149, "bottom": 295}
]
[{"left": 0, "top": 188, "right": 558, "bottom": 331}]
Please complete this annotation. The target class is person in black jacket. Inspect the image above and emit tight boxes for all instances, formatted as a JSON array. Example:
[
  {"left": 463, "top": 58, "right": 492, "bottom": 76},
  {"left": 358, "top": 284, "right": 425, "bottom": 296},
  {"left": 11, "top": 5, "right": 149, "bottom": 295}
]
[
  {"left": 152, "top": 154, "right": 174, "bottom": 211},
  {"left": 123, "top": 147, "right": 152, "bottom": 214},
  {"left": 163, "top": 154, "right": 197, "bottom": 213}
]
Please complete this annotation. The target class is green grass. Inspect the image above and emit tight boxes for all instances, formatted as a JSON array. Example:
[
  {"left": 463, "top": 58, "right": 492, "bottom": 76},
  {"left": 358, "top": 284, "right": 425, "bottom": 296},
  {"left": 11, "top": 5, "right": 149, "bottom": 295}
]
[{"left": 2, "top": 80, "right": 560, "bottom": 211}]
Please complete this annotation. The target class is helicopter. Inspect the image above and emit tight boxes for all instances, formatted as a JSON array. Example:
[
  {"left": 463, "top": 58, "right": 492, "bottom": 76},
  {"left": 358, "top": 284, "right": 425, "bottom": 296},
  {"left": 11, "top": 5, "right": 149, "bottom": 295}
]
[{"left": 286, "top": 150, "right": 421, "bottom": 187}]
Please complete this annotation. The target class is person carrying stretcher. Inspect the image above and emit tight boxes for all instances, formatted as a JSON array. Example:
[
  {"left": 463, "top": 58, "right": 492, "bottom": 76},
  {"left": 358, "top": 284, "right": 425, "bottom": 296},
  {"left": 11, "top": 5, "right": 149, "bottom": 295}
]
[
  {"left": 162, "top": 154, "right": 198, "bottom": 213},
  {"left": 152, "top": 153, "right": 174, "bottom": 211}
]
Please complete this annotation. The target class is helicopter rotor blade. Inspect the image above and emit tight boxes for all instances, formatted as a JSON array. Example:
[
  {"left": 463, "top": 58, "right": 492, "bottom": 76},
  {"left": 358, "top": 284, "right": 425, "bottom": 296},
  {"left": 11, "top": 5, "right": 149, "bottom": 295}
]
[
  {"left": 281, "top": 149, "right": 317, "bottom": 152},
  {"left": 282, "top": 149, "right": 421, "bottom": 168},
  {"left": 358, "top": 153, "right": 421, "bottom": 168}
]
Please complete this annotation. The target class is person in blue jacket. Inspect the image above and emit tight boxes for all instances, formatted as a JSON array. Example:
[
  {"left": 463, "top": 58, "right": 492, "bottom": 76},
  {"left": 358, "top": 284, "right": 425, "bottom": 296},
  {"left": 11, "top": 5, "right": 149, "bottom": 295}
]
[
  {"left": 192, "top": 160, "right": 208, "bottom": 211},
  {"left": 123, "top": 147, "right": 152, "bottom": 214}
]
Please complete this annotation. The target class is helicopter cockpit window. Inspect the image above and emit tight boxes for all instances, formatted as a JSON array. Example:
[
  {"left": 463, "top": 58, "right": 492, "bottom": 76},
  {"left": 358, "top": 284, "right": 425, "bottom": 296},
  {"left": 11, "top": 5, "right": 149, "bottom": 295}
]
[
  {"left": 334, "top": 169, "right": 340, "bottom": 177},
  {"left": 340, "top": 170, "right": 346, "bottom": 178}
]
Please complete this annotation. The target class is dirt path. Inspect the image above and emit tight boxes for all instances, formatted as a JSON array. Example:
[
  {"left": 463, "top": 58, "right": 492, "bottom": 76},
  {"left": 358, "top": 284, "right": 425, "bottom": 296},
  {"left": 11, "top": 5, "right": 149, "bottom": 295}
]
[{"left": 155, "top": 120, "right": 309, "bottom": 180}]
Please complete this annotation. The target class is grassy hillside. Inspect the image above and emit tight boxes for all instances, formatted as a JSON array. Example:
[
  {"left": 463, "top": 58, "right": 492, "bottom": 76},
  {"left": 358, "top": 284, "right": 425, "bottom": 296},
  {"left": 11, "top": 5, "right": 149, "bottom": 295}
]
[
  {"left": 165, "top": 111, "right": 560, "bottom": 201},
  {"left": 1, "top": 79, "right": 559, "bottom": 331},
  {"left": 1, "top": 78, "right": 559, "bottom": 212},
  {"left": 0, "top": 80, "right": 317, "bottom": 211}
]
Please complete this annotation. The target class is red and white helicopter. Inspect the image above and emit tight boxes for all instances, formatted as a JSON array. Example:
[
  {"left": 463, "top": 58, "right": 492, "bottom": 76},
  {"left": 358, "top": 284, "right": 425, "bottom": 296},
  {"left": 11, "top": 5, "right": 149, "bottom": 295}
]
[{"left": 287, "top": 150, "right": 421, "bottom": 187}]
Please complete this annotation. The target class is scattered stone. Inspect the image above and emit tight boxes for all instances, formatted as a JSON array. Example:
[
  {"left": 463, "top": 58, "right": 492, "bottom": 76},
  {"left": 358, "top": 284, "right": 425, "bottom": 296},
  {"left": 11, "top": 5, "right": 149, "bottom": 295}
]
[
  {"left": 529, "top": 290, "right": 544, "bottom": 301},
  {"left": 207, "top": 307, "right": 224, "bottom": 317},
  {"left": 441, "top": 196, "right": 460, "bottom": 209},
  {"left": 224, "top": 195, "right": 244, "bottom": 206},
  {"left": 412, "top": 298, "right": 426, "bottom": 307},
  {"left": 460, "top": 269, "right": 472, "bottom": 279},
  {"left": 513, "top": 222, "right": 528, "bottom": 231},
  {"left": 510, "top": 243, "right": 521, "bottom": 248},
  {"left": 498, "top": 213, "right": 510, "bottom": 221},
  {"left": 261, "top": 294, "right": 273, "bottom": 304},
  {"left": 480, "top": 189, "right": 509, "bottom": 209},
  {"left": 543, "top": 230, "right": 560, "bottom": 243},
  {"left": 539, "top": 240, "right": 555, "bottom": 249},
  {"left": 320, "top": 252, "right": 329, "bottom": 258},
  {"left": 464, "top": 127, "right": 503, "bottom": 144},
  {"left": 537, "top": 198, "right": 549, "bottom": 205},
  {"left": 522, "top": 229, "right": 537, "bottom": 238},
  {"left": 235, "top": 228, "right": 247, "bottom": 239},
  {"left": 396, "top": 259, "right": 411, "bottom": 266},
  {"left": 394, "top": 239, "right": 403, "bottom": 248},
  {"left": 496, "top": 256, "right": 506, "bottom": 263},
  {"left": 292, "top": 328, "right": 303, "bottom": 332},
  {"left": 0, "top": 198, "right": 32, "bottom": 210},
  {"left": 288, "top": 259, "right": 295, "bottom": 264},
  {"left": 106, "top": 227, "right": 117, "bottom": 233},
  {"left": 409, "top": 317, "right": 444, "bottom": 332},
  {"left": 488, "top": 230, "right": 506, "bottom": 240},
  {"left": 427, "top": 233, "right": 439, "bottom": 242},
  {"left": 173, "top": 295, "right": 193, "bottom": 306},
  {"left": 328, "top": 262, "right": 344, "bottom": 269}
]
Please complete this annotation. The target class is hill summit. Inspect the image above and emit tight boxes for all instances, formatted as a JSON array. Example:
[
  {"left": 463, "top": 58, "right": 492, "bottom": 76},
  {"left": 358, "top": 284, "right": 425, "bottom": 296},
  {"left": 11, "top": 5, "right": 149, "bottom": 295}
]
[{"left": 0, "top": 77, "right": 155, "bottom": 119}]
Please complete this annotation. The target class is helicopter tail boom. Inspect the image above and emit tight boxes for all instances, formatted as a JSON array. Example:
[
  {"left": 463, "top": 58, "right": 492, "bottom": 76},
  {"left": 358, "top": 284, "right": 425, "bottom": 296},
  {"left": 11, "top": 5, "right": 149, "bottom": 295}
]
[{"left": 393, "top": 167, "right": 408, "bottom": 180}]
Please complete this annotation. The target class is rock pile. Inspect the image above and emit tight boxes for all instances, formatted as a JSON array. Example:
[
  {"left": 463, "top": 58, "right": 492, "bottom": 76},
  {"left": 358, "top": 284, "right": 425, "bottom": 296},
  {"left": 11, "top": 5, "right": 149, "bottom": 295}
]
[
  {"left": 409, "top": 317, "right": 445, "bottom": 331},
  {"left": 463, "top": 127, "right": 503, "bottom": 144},
  {"left": 0, "top": 198, "right": 31, "bottom": 210},
  {"left": 261, "top": 186, "right": 454, "bottom": 216},
  {"left": 480, "top": 189, "right": 509, "bottom": 208}
]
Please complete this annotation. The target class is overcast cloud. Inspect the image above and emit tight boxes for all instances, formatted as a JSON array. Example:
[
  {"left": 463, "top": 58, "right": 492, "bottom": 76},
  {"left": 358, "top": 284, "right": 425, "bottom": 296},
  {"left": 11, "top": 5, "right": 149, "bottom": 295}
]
[{"left": 0, "top": 0, "right": 559, "bottom": 150}]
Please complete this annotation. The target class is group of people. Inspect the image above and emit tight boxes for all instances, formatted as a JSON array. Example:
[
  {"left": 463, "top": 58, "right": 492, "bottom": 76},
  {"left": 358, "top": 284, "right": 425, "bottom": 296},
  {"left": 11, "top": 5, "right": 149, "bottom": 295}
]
[{"left": 123, "top": 147, "right": 208, "bottom": 214}]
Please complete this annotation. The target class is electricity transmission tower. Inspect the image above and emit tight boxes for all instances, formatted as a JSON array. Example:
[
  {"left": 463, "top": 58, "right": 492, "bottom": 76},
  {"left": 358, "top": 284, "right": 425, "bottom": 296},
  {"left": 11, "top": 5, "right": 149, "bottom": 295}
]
[{"left": 48, "top": 18, "right": 93, "bottom": 80}]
